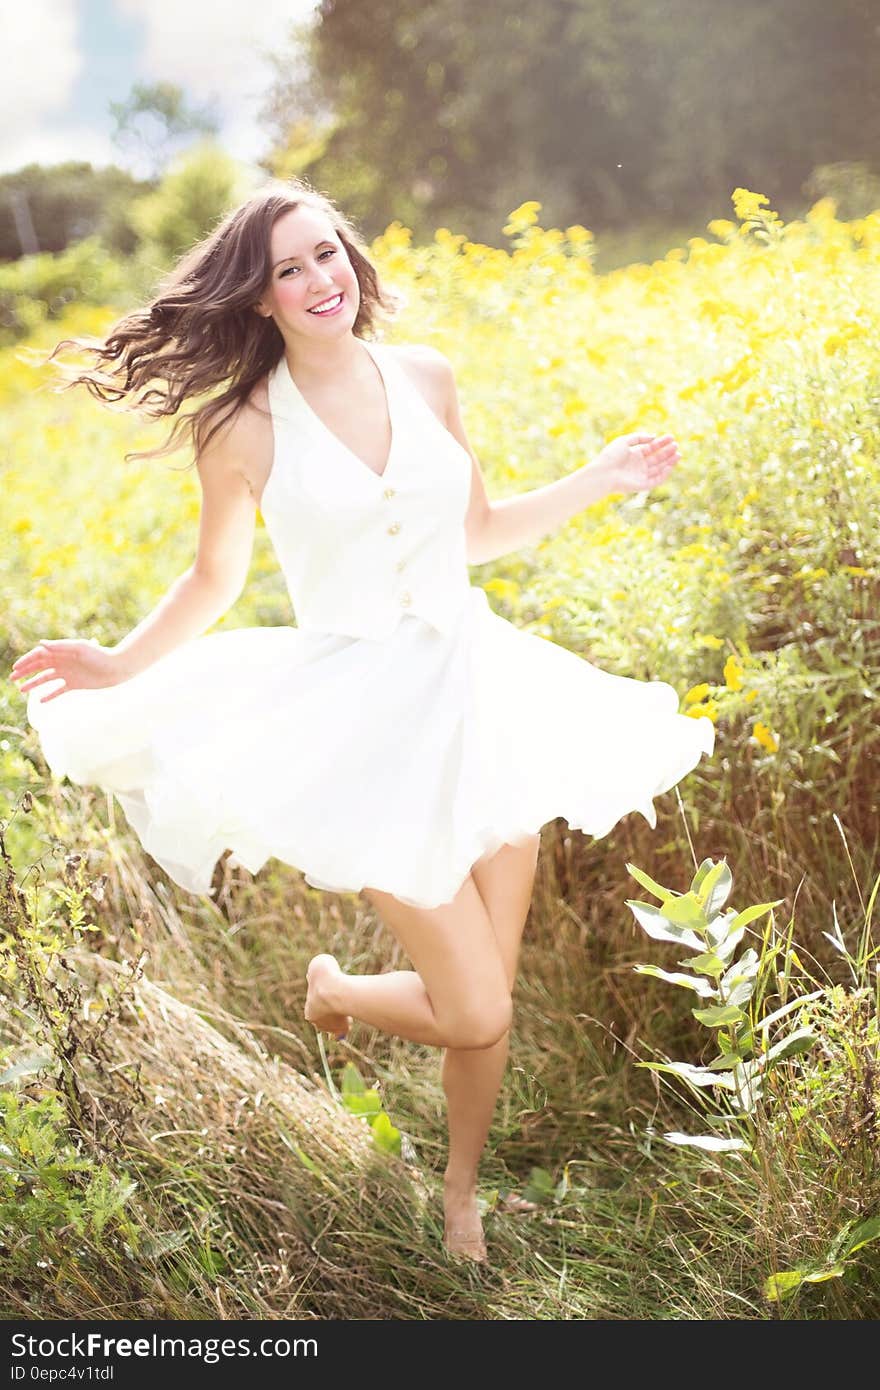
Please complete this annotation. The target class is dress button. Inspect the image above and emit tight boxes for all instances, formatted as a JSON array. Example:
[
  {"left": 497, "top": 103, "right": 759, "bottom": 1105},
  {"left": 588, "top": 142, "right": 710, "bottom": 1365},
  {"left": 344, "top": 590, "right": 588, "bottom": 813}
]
[
  {"left": 387, "top": 521, "right": 401, "bottom": 535},
  {"left": 394, "top": 558, "right": 406, "bottom": 571},
  {"left": 400, "top": 591, "right": 412, "bottom": 606},
  {"left": 383, "top": 486, "right": 396, "bottom": 499}
]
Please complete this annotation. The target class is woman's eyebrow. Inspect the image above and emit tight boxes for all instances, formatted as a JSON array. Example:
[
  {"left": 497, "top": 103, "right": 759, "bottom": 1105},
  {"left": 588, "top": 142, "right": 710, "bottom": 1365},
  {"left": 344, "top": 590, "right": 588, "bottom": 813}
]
[{"left": 272, "top": 240, "right": 335, "bottom": 268}]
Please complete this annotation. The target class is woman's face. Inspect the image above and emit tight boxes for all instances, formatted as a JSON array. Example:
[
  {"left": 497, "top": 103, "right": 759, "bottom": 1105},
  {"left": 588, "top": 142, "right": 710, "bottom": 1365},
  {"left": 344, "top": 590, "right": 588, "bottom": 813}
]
[{"left": 256, "top": 204, "right": 360, "bottom": 338}]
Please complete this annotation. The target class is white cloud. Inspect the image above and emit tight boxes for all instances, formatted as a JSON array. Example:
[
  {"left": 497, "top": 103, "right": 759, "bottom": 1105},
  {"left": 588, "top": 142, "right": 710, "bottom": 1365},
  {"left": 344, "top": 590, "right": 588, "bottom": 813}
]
[
  {"left": 0, "top": 0, "right": 320, "bottom": 176},
  {"left": 116, "top": 0, "right": 319, "bottom": 161},
  {"left": 1, "top": 124, "right": 118, "bottom": 172},
  {"left": 0, "top": 0, "right": 81, "bottom": 169}
]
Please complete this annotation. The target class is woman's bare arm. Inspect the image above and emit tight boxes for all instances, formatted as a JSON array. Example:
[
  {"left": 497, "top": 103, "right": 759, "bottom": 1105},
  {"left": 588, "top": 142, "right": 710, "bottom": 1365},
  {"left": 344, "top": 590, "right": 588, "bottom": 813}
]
[
  {"left": 430, "top": 352, "right": 619, "bottom": 566},
  {"left": 109, "top": 410, "right": 261, "bottom": 678}
]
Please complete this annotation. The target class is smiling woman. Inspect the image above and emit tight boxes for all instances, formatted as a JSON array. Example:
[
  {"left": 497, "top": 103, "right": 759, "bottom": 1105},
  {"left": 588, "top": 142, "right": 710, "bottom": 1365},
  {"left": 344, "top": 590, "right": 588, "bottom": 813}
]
[{"left": 11, "top": 174, "right": 715, "bottom": 1266}]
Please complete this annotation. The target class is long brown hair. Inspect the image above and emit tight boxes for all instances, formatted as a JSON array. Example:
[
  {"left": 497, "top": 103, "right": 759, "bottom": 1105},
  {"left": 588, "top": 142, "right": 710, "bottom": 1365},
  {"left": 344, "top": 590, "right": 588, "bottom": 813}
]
[{"left": 48, "top": 177, "right": 402, "bottom": 464}]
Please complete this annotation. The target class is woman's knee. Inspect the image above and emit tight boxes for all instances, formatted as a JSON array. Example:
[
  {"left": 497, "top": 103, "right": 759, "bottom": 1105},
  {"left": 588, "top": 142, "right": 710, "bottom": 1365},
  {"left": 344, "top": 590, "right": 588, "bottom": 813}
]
[{"left": 444, "top": 990, "right": 513, "bottom": 1050}]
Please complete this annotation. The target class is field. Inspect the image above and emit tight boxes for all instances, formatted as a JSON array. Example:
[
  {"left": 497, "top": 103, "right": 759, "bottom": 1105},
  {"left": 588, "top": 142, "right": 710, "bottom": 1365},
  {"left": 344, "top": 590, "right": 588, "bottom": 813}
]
[{"left": 1, "top": 190, "right": 879, "bottom": 1318}]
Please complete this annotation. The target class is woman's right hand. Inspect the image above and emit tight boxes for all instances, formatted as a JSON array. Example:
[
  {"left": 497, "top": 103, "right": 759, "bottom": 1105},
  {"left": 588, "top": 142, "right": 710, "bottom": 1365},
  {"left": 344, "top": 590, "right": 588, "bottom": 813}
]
[{"left": 9, "top": 638, "right": 132, "bottom": 704}]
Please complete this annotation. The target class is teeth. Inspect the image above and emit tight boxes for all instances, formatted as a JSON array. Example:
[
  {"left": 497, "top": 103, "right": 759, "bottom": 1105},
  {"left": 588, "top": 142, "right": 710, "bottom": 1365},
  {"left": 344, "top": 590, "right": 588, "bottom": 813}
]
[{"left": 309, "top": 293, "right": 342, "bottom": 314}]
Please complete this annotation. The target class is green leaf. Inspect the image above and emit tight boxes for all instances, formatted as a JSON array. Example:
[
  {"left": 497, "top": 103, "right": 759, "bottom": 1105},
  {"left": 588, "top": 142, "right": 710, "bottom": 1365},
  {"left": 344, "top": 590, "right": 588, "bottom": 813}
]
[
  {"left": 662, "top": 1132, "right": 751, "bottom": 1152},
  {"left": 765, "top": 1264, "right": 846, "bottom": 1301},
  {"left": 727, "top": 978, "right": 756, "bottom": 1008},
  {"left": 841, "top": 1216, "right": 880, "bottom": 1257},
  {"left": 0, "top": 1052, "right": 56, "bottom": 1086},
  {"left": 695, "top": 859, "right": 733, "bottom": 916},
  {"left": 340, "top": 1062, "right": 366, "bottom": 1096},
  {"left": 632, "top": 964, "right": 717, "bottom": 997},
  {"left": 708, "top": 1050, "right": 749, "bottom": 1070},
  {"left": 521, "top": 1166, "right": 557, "bottom": 1205},
  {"left": 626, "top": 899, "right": 705, "bottom": 950},
  {"left": 692, "top": 1004, "right": 746, "bottom": 1027},
  {"left": 729, "top": 1061, "right": 763, "bottom": 1112},
  {"left": 341, "top": 1090, "right": 382, "bottom": 1118},
  {"left": 690, "top": 858, "right": 719, "bottom": 897},
  {"left": 715, "top": 926, "right": 747, "bottom": 963},
  {"left": 661, "top": 892, "right": 708, "bottom": 929},
  {"left": 721, "top": 948, "right": 759, "bottom": 990},
  {"left": 369, "top": 1110, "right": 401, "bottom": 1156},
  {"left": 685, "top": 950, "right": 727, "bottom": 978},
  {"left": 638, "top": 1061, "right": 738, "bottom": 1090},
  {"left": 730, "top": 899, "right": 785, "bottom": 931},
  {"left": 760, "top": 1028, "right": 817, "bottom": 1066},
  {"left": 703, "top": 917, "right": 745, "bottom": 961},
  {"left": 625, "top": 862, "right": 672, "bottom": 902},
  {"left": 764, "top": 1271, "right": 804, "bottom": 1301},
  {"left": 802, "top": 1266, "right": 846, "bottom": 1285}
]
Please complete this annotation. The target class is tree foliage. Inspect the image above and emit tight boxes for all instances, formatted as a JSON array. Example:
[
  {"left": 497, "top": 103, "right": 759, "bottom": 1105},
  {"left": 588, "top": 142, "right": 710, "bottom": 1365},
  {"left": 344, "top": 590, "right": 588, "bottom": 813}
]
[
  {"left": 0, "top": 164, "right": 148, "bottom": 261},
  {"left": 262, "top": 0, "right": 880, "bottom": 241}
]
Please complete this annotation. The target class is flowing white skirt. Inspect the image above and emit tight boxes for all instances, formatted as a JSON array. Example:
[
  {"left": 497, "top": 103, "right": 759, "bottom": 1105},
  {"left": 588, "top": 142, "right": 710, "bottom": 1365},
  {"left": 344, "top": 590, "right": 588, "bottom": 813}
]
[{"left": 25, "top": 585, "right": 715, "bottom": 909}]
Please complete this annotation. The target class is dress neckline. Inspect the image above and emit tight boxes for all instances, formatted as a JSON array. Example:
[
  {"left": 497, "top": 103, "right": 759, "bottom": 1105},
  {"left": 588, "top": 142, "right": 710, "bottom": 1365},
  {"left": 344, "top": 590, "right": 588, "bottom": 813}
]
[{"left": 276, "top": 338, "right": 397, "bottom": 484}]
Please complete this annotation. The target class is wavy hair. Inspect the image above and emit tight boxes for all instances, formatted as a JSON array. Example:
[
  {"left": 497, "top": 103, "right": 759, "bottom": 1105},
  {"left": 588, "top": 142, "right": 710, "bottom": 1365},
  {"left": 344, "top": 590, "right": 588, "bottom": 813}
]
[{"left": 47, "top": 177, "right": 402, "bottom": 464}]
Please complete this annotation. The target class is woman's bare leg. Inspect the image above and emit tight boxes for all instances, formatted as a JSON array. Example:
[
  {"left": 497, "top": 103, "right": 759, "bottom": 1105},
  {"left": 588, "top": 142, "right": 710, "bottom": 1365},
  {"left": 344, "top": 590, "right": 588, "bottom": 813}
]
[
  {"left": 305, "top": 869, "right": 512, "bottom": 1050},
  {"left": 440, "top": 834, "right": 541, "bottom": 1258}
]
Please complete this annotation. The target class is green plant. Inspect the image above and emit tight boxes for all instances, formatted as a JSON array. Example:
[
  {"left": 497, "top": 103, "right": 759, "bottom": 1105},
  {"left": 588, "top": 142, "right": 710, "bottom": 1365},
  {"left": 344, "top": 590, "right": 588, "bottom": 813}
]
[
  {"left": 338, "top": 1061, "right": 402, "bottom": 1157},
  {"left": 626, "top": 854, "right": 880, "bottom": 1307}
]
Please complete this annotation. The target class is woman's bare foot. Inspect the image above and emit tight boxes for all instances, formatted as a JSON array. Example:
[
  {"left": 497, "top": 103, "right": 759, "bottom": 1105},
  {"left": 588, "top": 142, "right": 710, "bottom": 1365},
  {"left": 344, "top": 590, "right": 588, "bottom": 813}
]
[
  {"left": 443, "top": 1179, "right": 487, "bottom": 1263},
  {"left": 305, "top": 954, "right": 351, "bottom": 1039},
  {"left": 497, "top": 1191, "right": 540, "bottom": 1213}
]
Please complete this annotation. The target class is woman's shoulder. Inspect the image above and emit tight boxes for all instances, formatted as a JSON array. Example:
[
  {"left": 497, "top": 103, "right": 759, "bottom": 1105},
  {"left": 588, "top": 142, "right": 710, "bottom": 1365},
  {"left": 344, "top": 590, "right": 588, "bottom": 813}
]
[
  {"left": 385, "top": 342, "right": 452, "bottom": 425},
  {"left": 196, "top": 379, "right": 274, "bottom": 502}
]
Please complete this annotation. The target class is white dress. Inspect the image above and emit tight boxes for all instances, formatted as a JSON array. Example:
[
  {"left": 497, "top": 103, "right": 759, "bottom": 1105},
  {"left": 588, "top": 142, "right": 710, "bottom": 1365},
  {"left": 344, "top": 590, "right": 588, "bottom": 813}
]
[{"left": 24, "top": 339, "right": 715, "bottom": 909}]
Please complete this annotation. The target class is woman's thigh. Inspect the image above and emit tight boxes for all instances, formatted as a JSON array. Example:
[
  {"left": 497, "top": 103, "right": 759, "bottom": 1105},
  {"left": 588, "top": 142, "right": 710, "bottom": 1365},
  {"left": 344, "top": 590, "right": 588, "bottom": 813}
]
[
  {"left": 471, "top": 833, "right": 541, "bottom": 988},
  {"left": 362, "top": 870, "right": 512, "bottom": 1038}
]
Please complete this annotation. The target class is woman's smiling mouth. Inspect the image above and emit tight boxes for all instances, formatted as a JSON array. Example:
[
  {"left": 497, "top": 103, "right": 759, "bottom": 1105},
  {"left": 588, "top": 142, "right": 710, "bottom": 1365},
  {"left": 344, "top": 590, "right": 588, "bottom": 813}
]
[{"left": 307, "top": 292, "right": 344, "bottom": 315}]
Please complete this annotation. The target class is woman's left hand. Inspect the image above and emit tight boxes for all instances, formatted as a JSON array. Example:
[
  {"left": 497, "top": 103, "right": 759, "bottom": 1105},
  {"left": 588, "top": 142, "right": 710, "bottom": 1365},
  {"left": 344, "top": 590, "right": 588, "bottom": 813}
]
[{"left": 594, "top": 432, "right": 681, "bottom": 496}]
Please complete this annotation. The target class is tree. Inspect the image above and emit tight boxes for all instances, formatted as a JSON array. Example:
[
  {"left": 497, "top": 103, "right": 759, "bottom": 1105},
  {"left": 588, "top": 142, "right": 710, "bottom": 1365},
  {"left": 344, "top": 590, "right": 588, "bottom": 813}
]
[
  {"left": 0, "top": 163, "right": 149, "bottom": 261},
  {"left": 127, "top": 142, "right": 256, "bottom": 266},
  {"left": 110, "top": 82, "right": 221, "bottom": 181},
  {"left": 260, "top": 0, "right": 880, "bottom": 242}
]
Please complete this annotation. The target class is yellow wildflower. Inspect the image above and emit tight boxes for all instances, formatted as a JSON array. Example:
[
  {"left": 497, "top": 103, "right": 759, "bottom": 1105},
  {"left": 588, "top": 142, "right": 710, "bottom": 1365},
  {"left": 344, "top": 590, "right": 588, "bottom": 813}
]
[
  {"left": 723, "top": 653, "right": 744, "bottom": 691},
  {"left": 752, "top": 721, "right": 778, "bottom": 752},
  {"left": 684, "top": 682, "right": 711, "bottom": 705}
]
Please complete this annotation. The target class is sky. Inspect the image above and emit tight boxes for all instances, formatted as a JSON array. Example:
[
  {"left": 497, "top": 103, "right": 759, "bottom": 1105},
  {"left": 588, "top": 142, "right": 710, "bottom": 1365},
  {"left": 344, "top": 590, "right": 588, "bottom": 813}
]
[{"left": 0, "top": 0, "right": 320, "bottom": 176}]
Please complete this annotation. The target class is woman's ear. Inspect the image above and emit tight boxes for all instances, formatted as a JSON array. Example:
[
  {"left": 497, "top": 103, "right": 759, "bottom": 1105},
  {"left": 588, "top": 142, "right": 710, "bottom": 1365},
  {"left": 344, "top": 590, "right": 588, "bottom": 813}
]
[{"left": 254, "top": 303, "right": 272, "bottom": 318}]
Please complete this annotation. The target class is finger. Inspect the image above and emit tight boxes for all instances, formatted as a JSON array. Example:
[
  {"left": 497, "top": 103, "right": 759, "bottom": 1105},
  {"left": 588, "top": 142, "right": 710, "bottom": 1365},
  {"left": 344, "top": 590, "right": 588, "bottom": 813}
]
[
  {"left": 11, "top": 647, "right": 48, "bottom": 673},
  {"left": 16, "top": 669, "right": 60, "bottom": 693},
  {"left": 34, "top": 685, "right": 70, "bottom": 704}
]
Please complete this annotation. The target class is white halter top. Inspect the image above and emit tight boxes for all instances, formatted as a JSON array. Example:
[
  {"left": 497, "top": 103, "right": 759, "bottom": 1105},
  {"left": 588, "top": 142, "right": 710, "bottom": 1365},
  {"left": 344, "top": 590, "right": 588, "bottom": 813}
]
[{"left": 262, "top": 340, "right": 474, "bottom": 641}]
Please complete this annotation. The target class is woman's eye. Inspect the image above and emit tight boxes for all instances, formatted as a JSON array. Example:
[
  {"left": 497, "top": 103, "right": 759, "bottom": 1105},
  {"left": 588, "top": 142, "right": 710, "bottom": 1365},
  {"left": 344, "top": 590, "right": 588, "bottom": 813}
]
[{"left": 279, "top": 248, "right": 336, "bottom": 278}]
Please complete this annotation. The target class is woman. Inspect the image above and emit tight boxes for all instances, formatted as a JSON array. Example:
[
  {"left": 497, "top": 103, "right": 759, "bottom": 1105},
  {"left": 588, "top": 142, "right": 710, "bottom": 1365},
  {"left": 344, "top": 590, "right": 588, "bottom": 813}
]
[{"left": 11, "top": 178, "right": 714, "bottom": 1263}]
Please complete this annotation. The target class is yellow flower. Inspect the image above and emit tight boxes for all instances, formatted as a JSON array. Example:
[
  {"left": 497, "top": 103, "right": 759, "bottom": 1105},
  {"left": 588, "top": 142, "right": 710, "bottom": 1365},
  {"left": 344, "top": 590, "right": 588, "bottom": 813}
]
[
  {"left": 744, "top": 688, "right": 759, "bottom": 703},
  {"left": 685, "top": 700, "right": 718, "bottom": 722},
  {"left": 723, "top": 653, "right": 744, "bottom": 691},
  {"left": 732, "top": 188, "right": 770, "bottom": 221},
  {"left": 752, "top": 721, "right": 778, "bottom": 752},
  {"left": 565, "top": 224, "right": 594, "bottom": 245},
  {"left": 695, "top": 634, "right": 725, "bottom": 650},
  {"left": 503, "top": 202, "right": 542, "bottom": 236},
  {"left": 707, "top": 218, "right": 736, "bottom": 240},
  {"left": 684, "top": 682, "right": 711, "bottom": 705}
]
